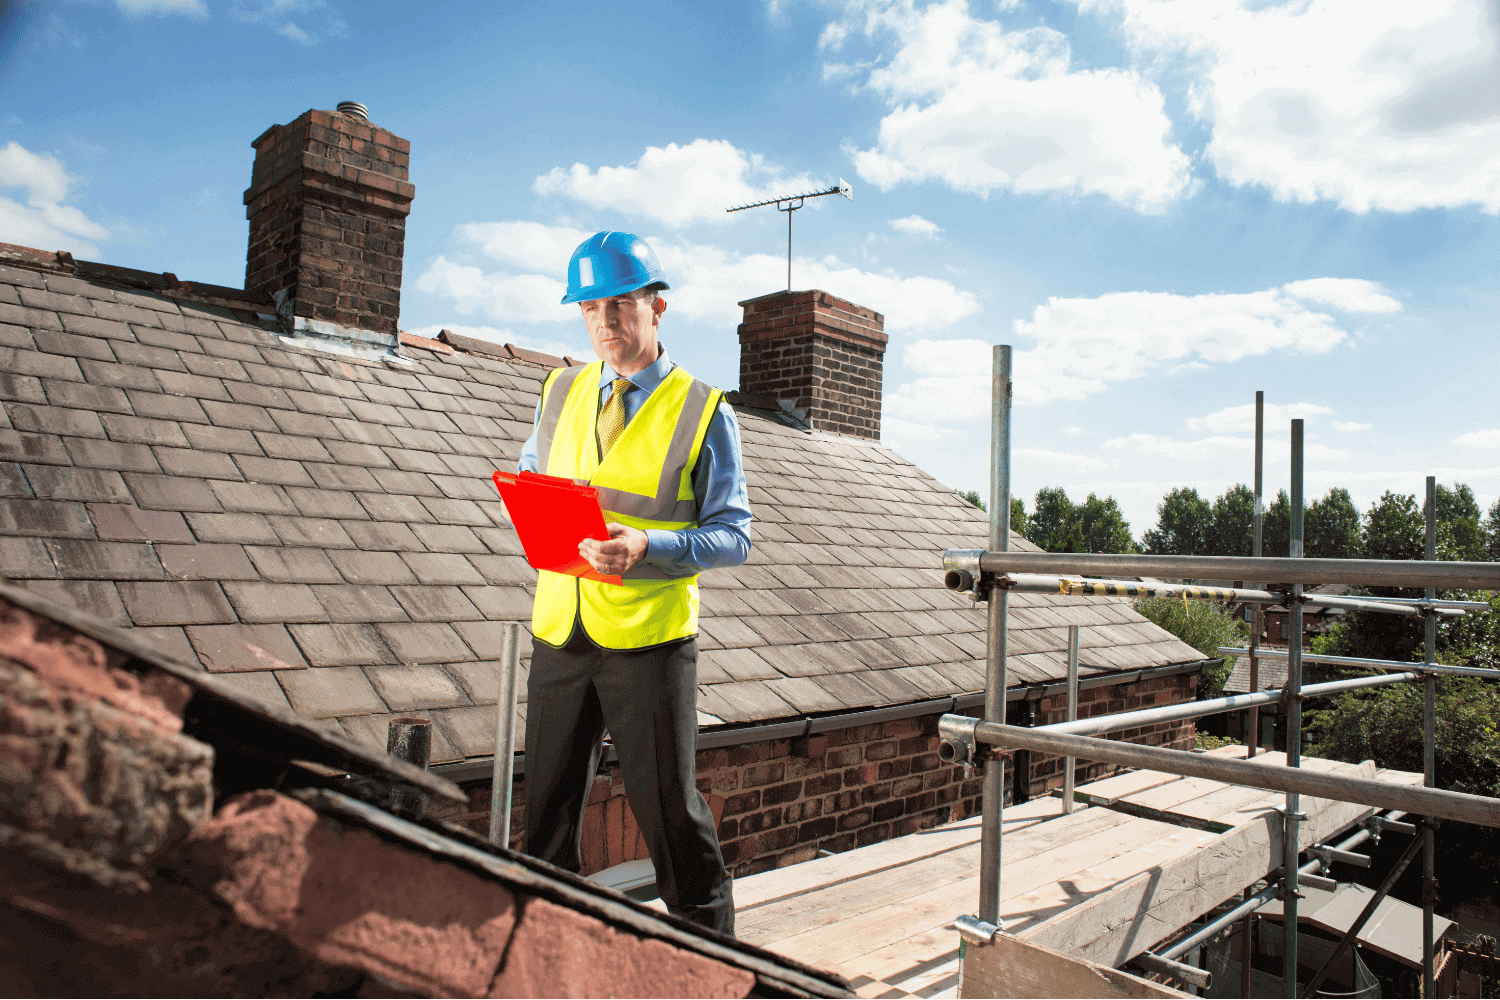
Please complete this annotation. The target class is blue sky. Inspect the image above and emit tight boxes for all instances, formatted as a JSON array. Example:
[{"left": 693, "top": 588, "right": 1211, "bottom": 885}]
[{"left": 4, "top": 0, "right": 1500, "bottom": 539}]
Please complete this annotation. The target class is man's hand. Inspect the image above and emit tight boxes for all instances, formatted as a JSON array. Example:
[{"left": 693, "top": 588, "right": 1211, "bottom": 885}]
[{"left": 579, "top": 522, "right": 649, "bottom": 576}]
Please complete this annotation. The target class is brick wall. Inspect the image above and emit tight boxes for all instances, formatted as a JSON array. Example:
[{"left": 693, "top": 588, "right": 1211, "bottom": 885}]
[
  {"left": 244, "top": 107, "right": 414, "bottom": 333},
  {"left": 431, "top": 670, "right": 1197, "bottom": 880},
  {"left": 737, "top": 290, "right": 887, "bottom": 441}
]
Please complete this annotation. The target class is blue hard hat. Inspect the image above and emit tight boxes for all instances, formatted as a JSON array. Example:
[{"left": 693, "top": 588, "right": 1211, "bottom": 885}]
[{"left": 560, "top": 231, "right": 670, "bottom": 305}]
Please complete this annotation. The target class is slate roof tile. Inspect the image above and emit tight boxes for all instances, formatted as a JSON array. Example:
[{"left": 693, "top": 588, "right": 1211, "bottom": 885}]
[
  {"left": 288, "top": 622, "right": 396, "bottom": 666},
  {"left": 462, "top": 584, "right": 532, "bottom": 621},
  {"left": 23, "top": 579, "right": 127, "bottom": 623},
  {"left": 208, "top": 669, "right": 292, "bottom": 712},
  {"left": 287, "top": 486, "right": 368, "bottom": 520},
  {"left": 184, "top": 511, "right": 278, "bottom": 545},
  {"left": 181, "top": 423, "right": 260, "bottom": 454},
  {"left": 389, "top": 585, "right": 484, "bottom": 622},
  {"left": 222, "top": 581, "right": 329, "bottom": 623},
  {"left": 185, "top": 622, "right": 307, "bottom": 672},
  {"left": 157, "top": 542, "right": 257, "bottom": 580},
  {"left": 379, "top": 621, "right": 474, "bottom": 663},
  {"left": 117, "top": 580, "right": 236, "bottom": 625},
  {"left": 366, "top": 663, "right": 472, "bottom": 712},
  {"left": 357, "top": 491, "right": 435, "bottom": 524},
  {"left": 278, "top": 665, "right": 386, "bottom": 718},
  {"left": 207, "top": 479, "right": 295, "bottom": 514}
]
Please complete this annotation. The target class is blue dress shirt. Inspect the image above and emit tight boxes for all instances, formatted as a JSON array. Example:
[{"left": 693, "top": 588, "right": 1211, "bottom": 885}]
[{"left": 518, "top": 348, "right": 752, "bottom": 576}]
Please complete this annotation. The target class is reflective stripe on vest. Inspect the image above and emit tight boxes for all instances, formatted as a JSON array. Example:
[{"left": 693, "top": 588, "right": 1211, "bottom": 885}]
[{"left": 531, "top": 361, "right": 722, "bottom": 648}]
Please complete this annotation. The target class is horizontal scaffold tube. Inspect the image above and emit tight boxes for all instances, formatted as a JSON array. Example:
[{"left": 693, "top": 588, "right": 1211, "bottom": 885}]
[
  {"left": 1304, "top": 594, "right": 1465, "bottom": 617},
  {"left": 1037, "top": 672, "right": 1418, "bottom": 738},
  {"left": 975, "top": 572, "right": 1282, "bottom": 603},
  {"left": 962, "top": 574, "right": 1466, "bottom": 619},
  {"left": 942, "top": 549, "right": 1500, "bottom": 590},
  {"left": 1219, "top": 647, "right": 1500, "bottom": 681},
  {"left": 946, "top": 717, "right": 1500, "bottom": 828}
]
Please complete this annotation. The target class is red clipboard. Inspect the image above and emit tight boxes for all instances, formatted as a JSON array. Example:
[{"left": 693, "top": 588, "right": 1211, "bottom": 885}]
[{"left": 491, "top": 470, "right": 623, "bottom": 586}]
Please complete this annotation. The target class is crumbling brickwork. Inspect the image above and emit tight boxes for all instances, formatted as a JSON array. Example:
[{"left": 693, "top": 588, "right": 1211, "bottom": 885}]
[
  {"left": 737, "top": 290, "right": 886, "bottom": 440},
  {"left": 244, "top": 108, "right": 413, "bottom": 333}
]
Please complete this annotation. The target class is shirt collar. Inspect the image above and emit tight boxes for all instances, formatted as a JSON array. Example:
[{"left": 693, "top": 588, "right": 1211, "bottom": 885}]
[{"left": 599, "top": 346, "right": 673, "bottom": 392}]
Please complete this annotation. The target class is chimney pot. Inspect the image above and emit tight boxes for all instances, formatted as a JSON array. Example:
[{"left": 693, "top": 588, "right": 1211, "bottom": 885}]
[
  {"left": 737, "top": 289, "right": 887, "bottom": 441},
  {"left": 336, "top": 100, "right": 370, "bottom": 123}
]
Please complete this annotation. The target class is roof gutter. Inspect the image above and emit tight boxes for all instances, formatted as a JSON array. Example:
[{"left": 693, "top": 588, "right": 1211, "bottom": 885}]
[{"left": 431, "top": 658, "right": 1216, "bottom": 784}]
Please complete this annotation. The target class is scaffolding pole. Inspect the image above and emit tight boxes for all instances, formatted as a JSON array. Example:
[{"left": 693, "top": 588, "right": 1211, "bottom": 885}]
[
  {"left": 1251, "top": 390, "right": 1265, "bottom": 760},
  {"left": 1423, "top": 476, "right": 1438, "bottom": 999},
  {"left": 942, "top": 550, "right": 1500, "bottom": 590},
  {"left": 940, "top": 719, "right": 1500, "bottom": 826},
  {"left": 1282, "top": 420, "right": 1305, "bottom": 999},
  {"left": 1217, "top": 646, "right": 1500, "bottom": 680},
  {"left": 977, "top": 344, "right": 1010, "bottom": 928},
  {"left": 1063, "top": 625, "right": 1078, "bottom": 815}
]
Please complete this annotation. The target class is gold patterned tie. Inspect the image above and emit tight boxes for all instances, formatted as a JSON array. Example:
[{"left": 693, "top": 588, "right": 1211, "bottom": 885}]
[{"left": 596, "top": 378, "right": 633, "bottom": 458}]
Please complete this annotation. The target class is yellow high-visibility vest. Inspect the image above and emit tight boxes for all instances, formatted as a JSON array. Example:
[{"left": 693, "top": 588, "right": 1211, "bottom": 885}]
[{"left": 530, "top": 361, "right": 722, "bottom": 649}]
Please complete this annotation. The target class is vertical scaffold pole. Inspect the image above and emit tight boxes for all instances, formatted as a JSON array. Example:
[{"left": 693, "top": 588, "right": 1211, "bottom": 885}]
[
  {"left": 1283, "top": 418, "right": 1305, "bottom": 999},
  {"left": 1249, "top": 390, "right": 1265, "bottom": 758},
  {"left": 1423, "top": 476, "right": 1437, "bottom": 998},
  {"left": 978, "top": 344, "right": 1012, "bottom": 925},
  {"left": 1063, "top": 624, "right": 1079, "bottom": 815},
  {"left": 1244, "top": 393, "right": 1265, "bottom": 998}
]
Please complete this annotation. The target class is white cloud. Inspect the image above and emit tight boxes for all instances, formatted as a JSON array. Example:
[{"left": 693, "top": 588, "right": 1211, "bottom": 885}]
[
  {"left": 1454, "top": 429, "right": 1500, "bottom": 448},
  {"left": 415, "top": 257, "right": 572, "bottom": 324},
  {"left": 1165, "top": 361, "right": 1209, "bottom": 375},
  {"left": 883, "top": 277, "right": 1394, "bottom": 436},
  {"left": 890, "top": 214, "right": 943, "bottom": 238},
  {"left": 1102, "top": 433, "right": 1252, "bottom": 460},
  {"left": 115, "top": 0, "right": 206, "bottom": 15},
  {"left": 533, "top": 139, "right": 824, "bottom": 228},
  {"left": 1332, "top": 420, "right": 1373, "bottom": 433},
  {"left": 1061, "top": 426, "right": 1084, "bottom": 436},
  {"left": 1091, "top": 0, "right": 1500, "bottom": 213},
  {"left": 456, "top": 221, "right": 591, "bottom": 278},
  {"left": 1187, "top": 402, "right": 1333, "bottom": 433},
  {"left": 404, "top": 323, "right": 587, "bottom": 363},
  {"left": 1016, "top": 447, "right": 1113, "bottom": 471},
  {"left": 882, "top": 415, "right": 958, "bottom": 449},
  {"left": 429, "top": 220, "right": 980, "bottom": 335},
  {"left": 277, "top": 22, "right": 314, "bottom": 44},
  {"left": 1282, "top": 278, "right": 1402, "bottom": 314},
  {"left": 831, "top": 0, "right": 1192, "bottom": 212},
  {"left": 0, "top": 142, "right": 109, "bottom": 258}
]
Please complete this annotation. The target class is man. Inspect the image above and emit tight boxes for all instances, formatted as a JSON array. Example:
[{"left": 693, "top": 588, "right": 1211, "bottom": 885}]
[{"left": 517, "top": 231, "right": 751, "bottom": 936}]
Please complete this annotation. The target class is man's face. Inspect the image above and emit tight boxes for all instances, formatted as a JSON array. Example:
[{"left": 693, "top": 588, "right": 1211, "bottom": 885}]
[{"left": 580, "top": 288, "right": 667, "bottom": 376}]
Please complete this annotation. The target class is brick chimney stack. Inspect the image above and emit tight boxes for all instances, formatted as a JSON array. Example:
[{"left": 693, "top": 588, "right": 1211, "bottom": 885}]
[
  {"left": 737, "top": 290, "right": 887, "bottom": 440},
  {"left": 243, "top": 105, "right": 414, "bottom": 334}
]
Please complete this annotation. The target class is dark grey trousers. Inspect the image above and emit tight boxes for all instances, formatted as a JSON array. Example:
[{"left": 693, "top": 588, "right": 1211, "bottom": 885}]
[{"left": 523, "top": 624, "right": 735, "bottom": 936}]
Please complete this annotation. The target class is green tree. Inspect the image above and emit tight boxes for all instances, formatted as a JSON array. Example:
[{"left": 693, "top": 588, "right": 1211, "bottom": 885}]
[
  {"left": 1076, "top": 493, "right": 1136, "bottom": 554},
  {"left": 958, "top": 491, "right": 1027, "bottom": 536},
  {"left": 1304, "top": 488, "right": 1363, "bottom": 559},
  {"left": 1437, "top": 483, "right": 1484, "bottom": 561},
  {"left": 1027, "top": 487, "right": 1077, "bottom": 552},
  {"left": 1142, "top": 487, "right": 1212, "bottom": 555},
  {"left": 1262, "top": 490, "right": 1291, "bottom": 557},
  {"left": 1206, "top": 484, "right": 1255, "bottom": 557},
  {"left": 1484, "top": 498, "right": 1500, "bottom": 561},
  {"left": 1133, "top": 598, "right": 1247, "bottom": 699},
  {"left": 1362, "top": 490, "right": 1424, "bottom": 564}
]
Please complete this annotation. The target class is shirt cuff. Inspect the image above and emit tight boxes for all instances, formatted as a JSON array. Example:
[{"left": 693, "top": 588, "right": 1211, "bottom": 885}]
[{"left": 642, "top": 528, "right": 685, "bottom": 567}]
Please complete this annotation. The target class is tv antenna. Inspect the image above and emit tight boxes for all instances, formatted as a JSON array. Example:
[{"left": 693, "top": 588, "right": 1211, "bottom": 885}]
[{"left": 727, "top": 179, "right": 853, "bottom": 292}]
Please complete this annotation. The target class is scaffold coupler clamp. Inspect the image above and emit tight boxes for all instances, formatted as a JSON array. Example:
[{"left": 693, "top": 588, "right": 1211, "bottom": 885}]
[
  {"left": 938, "top": 714, "right": 985, "bottom": 774},
  {"left": 955, "top": 914, "right": 1002, "bottom": 945},
  {"left": 943, "top": 549, "right": 997, "bottom": 603}
]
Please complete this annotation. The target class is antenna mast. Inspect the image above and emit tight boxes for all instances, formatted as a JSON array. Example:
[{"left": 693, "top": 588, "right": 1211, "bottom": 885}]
[{"left": 727, "top": 179, "right": 853, "bottom": 292}]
